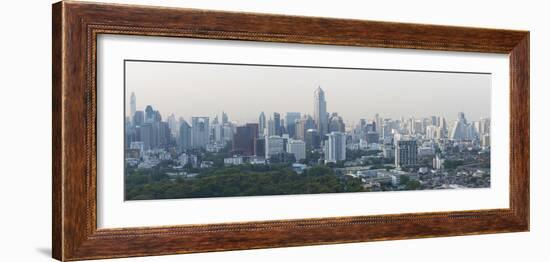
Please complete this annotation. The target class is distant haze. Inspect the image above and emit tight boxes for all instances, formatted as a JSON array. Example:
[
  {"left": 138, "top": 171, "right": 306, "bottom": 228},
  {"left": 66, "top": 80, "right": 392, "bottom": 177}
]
[{"left": 125, "top": 61, "right": 491, "bottom": 125}]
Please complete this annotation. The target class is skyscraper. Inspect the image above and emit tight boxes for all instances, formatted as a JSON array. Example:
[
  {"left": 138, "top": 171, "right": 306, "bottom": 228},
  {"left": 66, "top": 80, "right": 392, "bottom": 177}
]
[
  {"left": 167, "top": 113, "right": 177, "bottom": 136},
  {"left": 266, "top": 118, "right": 276, "bottom": 137},
  {"left": 178, "top": 120, "right": 191, "bottom": 151},
  {"left": 433, "top": 154, "right": 445, "bottom": 170},
  {"left": 151, "top": 122, "right": 160, "bottom": 149},
  {"left": 212, "top": 123, "right": 224, "bottom": 143},
  {"left": 232, "top": 123, "right": 259, "bottom": 156},
  {"left": 259, "top": 112, "right": 266, "bottom": 137},
  {"left": 286, "top": 139, "right": 306, "bottom": 161},
  {"left": 191, "top": 117, "right": 210, "bottom": 148},
  {"left": 222, "top": 124, "right": 233, "bottom": 143},
  {"left": 481, "top": 133, "right": 491, "bottom": 150},
  {"left": 285, "top": 112, "right": 301, "bottom": 138},
  {"left": 305, "top": 129, "right": 320, "bottom": 150},
  {"left": 449, "top": 112, "right": 475, "bottom": 141},
  {"left": 265, "top": 136, "right": 284, "bottom": 159},
  {"left": 255, "top": 138, "right": 265, "bottom": 157},
  {"left": 222, "top": 111, "right": 229, "bottom": 124},
  {"left": 395, "top": 140, "right": 418, "bottom": 168},
  {"left": 478, "top": 118, "right": 491, "bottom": 136},
  {"left": 139, "top": 123, "right": 154, "bottom": 150},
  {"left": 365, "top": 121, "right": 376, "bottom": 133},
  {"left": 133, "top": 110, "right": 144, "bottom": 127},
  {"left": 295, "top": 118, "right": 306, "bottom": 141},
  {"left": 130, "top": 92, "right": 136, "bottom": 119},
  {"left": 154, "top": 111, "right": 162, "bottom": 122},
  {"left": 374, "top": 113, "right": 380, "bottom": 133},
  {"left": 425, "top": 125, "right": 438, "bottom": 140},
  {"left": 365, "top": 131, "right": 379, "bottom": 144},
  {"left": 314, "top": 86, "right": 328, "bottom": 138},
  {"left": 328, "top": 112, "right": 345, "bottom": 133},
  {"left": 158, "top": 121, "right": 171, "bottom": 147},
  {"left": 438, "top": 117, "right": 448, "bottom": 138},
  {"left": 325, "top": 132, "right": 346, "bottom": 163},
  {"left": 144, "top": 105, "right": 155, "bottom": 123},
  {"left": 380, "top": 119, "right": 392, "bottom": 139}
]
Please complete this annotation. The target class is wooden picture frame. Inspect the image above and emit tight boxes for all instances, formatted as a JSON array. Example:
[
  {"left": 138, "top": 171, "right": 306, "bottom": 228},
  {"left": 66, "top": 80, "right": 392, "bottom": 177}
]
[{"left": 52, "top": 1, "right": 529, "bottom": 261}]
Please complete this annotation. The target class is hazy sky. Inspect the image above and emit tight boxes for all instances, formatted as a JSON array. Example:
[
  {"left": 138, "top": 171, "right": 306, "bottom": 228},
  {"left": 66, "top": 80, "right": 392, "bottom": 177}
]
[{"left": 125, "top": 60, "right": 491, "bottom": 125}]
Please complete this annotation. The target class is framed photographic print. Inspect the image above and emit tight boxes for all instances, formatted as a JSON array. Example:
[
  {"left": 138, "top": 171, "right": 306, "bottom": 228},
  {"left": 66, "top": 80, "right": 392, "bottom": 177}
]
[{"left": 52, "top": 1, "right": 529, "bottom": 261}]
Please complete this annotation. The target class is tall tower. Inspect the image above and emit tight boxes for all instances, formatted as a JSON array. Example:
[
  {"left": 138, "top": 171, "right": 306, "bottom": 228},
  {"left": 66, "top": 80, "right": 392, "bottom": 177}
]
[
  {"left": 325, "top": 132, "right": 346, "bottom": 164},
  {"left": 314, "top": 86, "right": 328, "bottom": 138},
  {"left": 449, "top": 112, "right": 468, "bottom": 141},
  {"left": 232, "top": 123, "right": 258, "bottom": 156},
  {"left": 130, "top": 92, "right": 136, "bottom": 119},
  {"left": 259, "top": 112, "right": 266, "bottom": 137},
  {"left": 222, "top": 111, "right": 229, "bottom": 124},
  {"left": 178, "top": 120, "right": 192, "bottom": 151},
  {"left": 273, "top": 112, "right": 282, "bottom": 136},
  {"left": 191, "top": 117, "right": 210, "bottom": 149},
  {"left": 144, "top": 105, "right": 154, "bottom": 123},
  {"left": 285, "top": 112, "right": 301, "bottom": 138},
  {"left": 266, "top": 118, "right": 275, "bottom": 137},
  {"left": 395, "top": 140, "right": 418, "bottom": 168}
]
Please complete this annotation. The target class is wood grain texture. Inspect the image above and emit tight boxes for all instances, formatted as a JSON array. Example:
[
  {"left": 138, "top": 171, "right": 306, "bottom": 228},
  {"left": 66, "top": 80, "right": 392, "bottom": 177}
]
[
  {"left": 52, "top": 1, "right": 530, "bottom": 261},
  {"left": 509, "top": 35, "right": 530, "bottom": 226},
  {"left": 52, "top": 2, "right": 63, "bottom": 260}
]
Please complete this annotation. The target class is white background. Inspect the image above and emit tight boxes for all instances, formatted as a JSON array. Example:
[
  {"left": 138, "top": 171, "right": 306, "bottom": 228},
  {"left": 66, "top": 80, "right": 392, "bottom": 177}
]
[{"left": 0, "top": 0, "right": 546, "bottom": 261}]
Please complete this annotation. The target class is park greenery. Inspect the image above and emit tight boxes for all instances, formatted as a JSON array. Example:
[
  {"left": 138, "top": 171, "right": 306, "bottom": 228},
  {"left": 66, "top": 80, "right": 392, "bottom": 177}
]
[
  {"left": 125, "top": 163, "right": 366, "bottom": 200},
  {"left": 124, "top": 147, "right": 469, "bottom": 200}
]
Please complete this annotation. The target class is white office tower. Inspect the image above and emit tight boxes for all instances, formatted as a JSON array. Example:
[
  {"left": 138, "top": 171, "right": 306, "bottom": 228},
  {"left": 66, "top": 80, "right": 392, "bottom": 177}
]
[
  {"left": 259, "top": 112, "right": 266, "bottom": 137},
  {"left": 287, "top": 139, "right": 306, "bottom": 161},
  {"left": 212, "top": 123, "right": 224, "bottom": 143},
  {"left": 325, "top": 132, "right": 346, "bottom": 163},
  {"left": 191, "top": 117, "right": 210, "bottom": 148},
  {"left": 265, "top": 135, "right": 284, "bottom": 159},
  {"left": 481, "top": 133, "right": 491, "bottom": 150}
]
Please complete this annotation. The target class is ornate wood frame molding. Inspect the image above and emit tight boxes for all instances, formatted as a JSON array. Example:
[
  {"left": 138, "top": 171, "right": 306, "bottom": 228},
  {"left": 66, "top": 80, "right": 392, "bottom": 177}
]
[{"left": 52, "top": 1, "right": 529, "bottom": 261}]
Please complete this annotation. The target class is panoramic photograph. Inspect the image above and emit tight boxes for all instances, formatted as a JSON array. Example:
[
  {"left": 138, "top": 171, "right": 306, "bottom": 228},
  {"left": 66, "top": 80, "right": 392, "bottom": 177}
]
[{"left": 123, "top": 60, "right": 491, "bottom": 201}]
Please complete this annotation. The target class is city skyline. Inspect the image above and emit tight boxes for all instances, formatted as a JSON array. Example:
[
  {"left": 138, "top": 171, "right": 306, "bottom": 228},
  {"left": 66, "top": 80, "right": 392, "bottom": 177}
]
[
  {"left": 125, "top": 61, "right": 491, "bottom": 124},
  {"left": 127, "top": 91, "right": 490, "bottom": 134},
  {"left": 126, "top": 87, "right": 490, "bottom": 168}
]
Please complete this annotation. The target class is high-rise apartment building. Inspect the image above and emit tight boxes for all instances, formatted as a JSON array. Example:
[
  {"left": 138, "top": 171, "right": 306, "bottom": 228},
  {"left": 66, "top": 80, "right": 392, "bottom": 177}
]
[
  {"left": 133, "top": 110, "right": 144, "bottom": 127},
  {"left": 328, "top": 113, "right": 345, "bottom": 133},
  {"left": 158, "top": 121, "right": 171, "bottom": 147},
  {"left": 259, "top": 112, "right": 266, "bottom": 137},
  {"left": 178, "top": 120, "right": 192, "bottom": 151},
  {"left": 286, "top": 139, "right": 306, "bottom": 161},
  {"left": 130, "top": 92, "right": 136, "bottom": 119},
  {"left": 395, "top": 140, "right": 418, "bottom": 168},
  {"left": 325, "top": 132, "right": 346, "bottom": 163},
  {"left": 305, "top": 129, "right": 320, "bottom": 150},
  {"left": 232, "top": 123, "right": 259, "bottom": 156},
  {"left": 314, "top": 86, "right": 328, "bottom": 138},
  {"left": 191, "top": 117, "right": 210, "bottom": 148},
  {"left": 273, "top": 112, "right": 282, "bottom": 136},
  {"left": 265, "top": 135, "right": 284, "bottom": 159},
  {"left": 139, "top": 123, "right": 154, "bottom": 150},
  {"left": 285, "top": 112, "right": 301, "bottom": 138},
  {"left": 266, "top": 118, "right": 276, "bottom": 137}
]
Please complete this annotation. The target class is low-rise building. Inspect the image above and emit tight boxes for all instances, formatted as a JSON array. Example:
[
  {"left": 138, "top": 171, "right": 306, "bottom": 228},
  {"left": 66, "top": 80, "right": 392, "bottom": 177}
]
[{"left": 224, "top": 156, "right": 244, "bottom": 166}]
